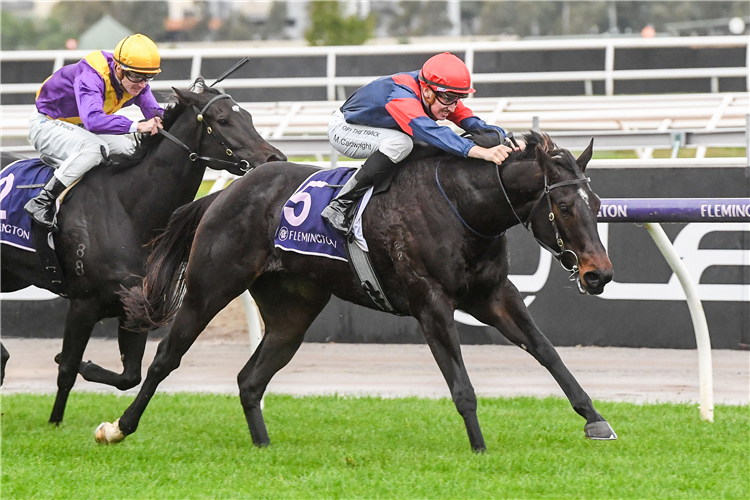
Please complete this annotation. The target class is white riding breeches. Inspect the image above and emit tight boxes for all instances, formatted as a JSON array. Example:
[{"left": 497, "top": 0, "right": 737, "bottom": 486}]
[
  {"left": 28, "top": 112, "right": 135, "bottom": 187},
  {"left": 328, "top": 110, "right": 413, "bottom": 163}
]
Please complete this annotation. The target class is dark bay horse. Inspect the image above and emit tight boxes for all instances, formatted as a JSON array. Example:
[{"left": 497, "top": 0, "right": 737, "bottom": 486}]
[
  {"left": 99, "top": 132, "right": 615, "bottom": 452},
  {"left": 0, "top": 80, "right": 285, "bottom": 423}
]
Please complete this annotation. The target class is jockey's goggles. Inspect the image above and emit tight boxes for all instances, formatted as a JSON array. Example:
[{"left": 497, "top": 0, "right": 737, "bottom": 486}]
[
  {"left": 430, "top": 87, "right": 466, "bottom": 106},
  {"left": 123, "top": 70, "right": 156, "bottom": 84}
]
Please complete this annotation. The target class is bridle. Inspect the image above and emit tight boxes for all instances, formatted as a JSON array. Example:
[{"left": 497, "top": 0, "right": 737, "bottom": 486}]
[
  {"left": 157, "top": 93, "right": 251, "bottom": 173},
  {"left": 435, "top": 144, "right": 591, "bottom": 278},
  {"left": 497, "top": 165, "right": 590, "bottom": 276}
]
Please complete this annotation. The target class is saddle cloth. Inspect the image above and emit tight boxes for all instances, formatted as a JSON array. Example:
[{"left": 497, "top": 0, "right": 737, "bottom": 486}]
[
  {"left": 0, "top": 159, "right": 54, "bottom": 252},
  {"left": 274, "top": 167, "right": 373, "bottom": 261}
]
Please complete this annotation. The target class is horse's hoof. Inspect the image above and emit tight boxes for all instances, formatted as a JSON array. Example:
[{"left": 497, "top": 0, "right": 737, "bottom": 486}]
[
  {"left": 95, "top": 419, "right": 125, "bottom": 444},
  {"left": 584, "top": 420, "right": 617, "bottom": 440}
]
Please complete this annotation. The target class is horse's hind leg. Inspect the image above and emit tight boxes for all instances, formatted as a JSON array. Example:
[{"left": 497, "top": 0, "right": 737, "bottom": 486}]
[
  {"left": 413, "top": 291, "right": 486, "bottom": 452},
  {"left": 237, "top": 276, "right": 330, "bottom": 446},
  {"left": 465, "top": 280, "right": 616, "bottom": 440},
  {"left": 113, "top": 270, "right": 250, "bottom": 439},
  {"left": 78, "top": 321, "right": 148, "bottom": 390},
  {"left": 1, "top": 342, "right": 9, "bottom": 386},
  {"left": 50, "top": 299, "right": 99, "bottom": 424}
]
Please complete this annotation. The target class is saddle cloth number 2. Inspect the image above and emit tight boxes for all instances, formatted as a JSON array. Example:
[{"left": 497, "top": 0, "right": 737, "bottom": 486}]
[{"left": 0, "top": 173, "right": 15, "bottom": 221}]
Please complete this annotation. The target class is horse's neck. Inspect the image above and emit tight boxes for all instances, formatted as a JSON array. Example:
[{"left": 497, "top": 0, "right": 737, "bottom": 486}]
[
  {"left": 117, "top": 121, "right": 206, "bottom": 231},
  {"left": 500, "top": 160, "right": 547, "bottom": 223},
  {"left": 441, "top": 158, "right": 526, "bottom": 235}
]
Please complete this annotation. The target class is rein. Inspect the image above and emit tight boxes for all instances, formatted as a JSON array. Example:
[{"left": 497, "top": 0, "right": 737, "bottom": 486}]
[
  {"left": 157, "top": 93, "right": 251, "bottom": 172},
  {"left": 435, "top": 156, "right": 502, "bottom": 239}
]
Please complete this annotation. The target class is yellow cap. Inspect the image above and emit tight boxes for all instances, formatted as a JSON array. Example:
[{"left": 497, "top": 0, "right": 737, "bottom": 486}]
[{"left": 114, "top": 34, "right": 161, "bottom": 74}]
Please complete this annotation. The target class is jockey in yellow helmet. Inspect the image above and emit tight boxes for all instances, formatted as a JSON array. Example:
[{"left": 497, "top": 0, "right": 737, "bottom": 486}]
[{"left": 25, "top": 34, "right": 164, "bottom": 230}]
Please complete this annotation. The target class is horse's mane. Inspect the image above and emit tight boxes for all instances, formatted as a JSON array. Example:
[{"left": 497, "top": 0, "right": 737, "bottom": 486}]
[
  {"left": 509, "top": 131, "right": 558, "bottom": 161},
  {"left": 410, "top": 130, "right": 562, "bottom": 167},
  {"left": 107, "top": 85, "right": 222, "bottom": 171},
  {"left": 505, "top": 131, "right": 580, "bottom": 174}
]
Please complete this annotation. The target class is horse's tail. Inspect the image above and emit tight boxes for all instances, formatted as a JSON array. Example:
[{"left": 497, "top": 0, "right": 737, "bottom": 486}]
[{"left": 121, "top": 191, "right": 222, "bottom": 331}]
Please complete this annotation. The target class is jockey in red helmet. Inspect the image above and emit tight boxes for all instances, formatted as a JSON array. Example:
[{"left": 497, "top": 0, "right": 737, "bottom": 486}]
[
  {"left": 25, "top": 34, "right": 164, "bottom": 230},
  {"left": 322, "top": 52, "right": 524, "bottom": 235}
]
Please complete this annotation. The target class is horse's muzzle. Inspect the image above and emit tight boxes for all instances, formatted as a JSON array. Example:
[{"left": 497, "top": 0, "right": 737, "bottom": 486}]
[{"left": 581, "top": 269, "right": 613, "bottom": 295}]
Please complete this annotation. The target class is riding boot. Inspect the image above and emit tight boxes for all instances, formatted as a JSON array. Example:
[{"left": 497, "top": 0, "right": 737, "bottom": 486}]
[
  {"left": 321, "top": 168, "right": 373, "bottom": 235},
  {"left": 24, "top": 176, "right": 67, "bottom": 230},
  {"left": 322, "top": 151, "right": 397, "bottom": 235}
]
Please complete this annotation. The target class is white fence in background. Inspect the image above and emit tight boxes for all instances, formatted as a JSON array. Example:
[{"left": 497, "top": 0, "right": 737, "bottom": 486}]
[
  {"left": 3, "top": 93, "right": 749, "bottom": 159},
  {"left": 2, "top": 36, "right": 749, "bottom": 100}
]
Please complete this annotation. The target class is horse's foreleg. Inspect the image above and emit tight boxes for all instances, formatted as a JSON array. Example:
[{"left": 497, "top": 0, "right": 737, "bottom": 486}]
[
  {"left": 50, "top": 299, "right": 98, "bottom": 424},
  {"left": 1, "top": 342, "right": 9, "bottom": 386},
  {"left": 466, "top": 280, "right": 616, "bottom": 440},
  {"left": 415, "top": 294, "right": 485, "bottom": 453},
  {"left": 78, "top": 322, "right": 148, "bottom": 390},
  {"left": 238, "top": 277, "right": 330, "bottom": 447}
]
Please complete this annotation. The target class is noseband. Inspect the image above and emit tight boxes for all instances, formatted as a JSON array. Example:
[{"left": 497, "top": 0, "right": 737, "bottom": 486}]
[{"left": 157, "top": 93, "right": 251, "bottom": 172}]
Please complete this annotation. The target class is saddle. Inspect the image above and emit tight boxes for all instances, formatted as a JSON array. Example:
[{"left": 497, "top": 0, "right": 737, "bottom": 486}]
[
  {"left": 0, "top": 157, "right": 69, "bottom": 294},
  {"left": 273, "top": 167, "right": 398, "bottom": 313}
]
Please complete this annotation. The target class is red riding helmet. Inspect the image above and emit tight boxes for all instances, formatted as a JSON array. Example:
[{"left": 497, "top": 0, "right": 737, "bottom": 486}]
[{"left": 418, "top": 52, "right": 476, "bottom": 94}]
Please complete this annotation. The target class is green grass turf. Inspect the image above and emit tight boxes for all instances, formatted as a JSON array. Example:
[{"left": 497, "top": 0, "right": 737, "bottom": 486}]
[{"left": 2, "top": 393, "right": 747, "bottom": 499}]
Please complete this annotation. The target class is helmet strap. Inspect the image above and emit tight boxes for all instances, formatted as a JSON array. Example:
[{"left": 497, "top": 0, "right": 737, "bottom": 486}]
[
  {"left": 113, "top": 64, "right": 125, "bottom": 86},
  {"left": 420, "top": 83, "right": 437, "bottom": 119}
]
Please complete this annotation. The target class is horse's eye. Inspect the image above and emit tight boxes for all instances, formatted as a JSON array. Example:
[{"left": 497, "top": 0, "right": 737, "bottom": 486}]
[
  {"left": 559, "top": 204, "right": 571, "bottom": 215},
  {"left": 217, "top": 118, "right": 229, "bottom": 125}
]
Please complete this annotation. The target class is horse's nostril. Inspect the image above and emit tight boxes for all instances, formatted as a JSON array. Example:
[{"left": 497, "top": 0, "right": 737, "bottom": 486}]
[
  {"left": 268, "top": 153, "right": 286, "bottom": 162},
  {"left": 583, "top": 270, "right": 605, "bottom": 289}
]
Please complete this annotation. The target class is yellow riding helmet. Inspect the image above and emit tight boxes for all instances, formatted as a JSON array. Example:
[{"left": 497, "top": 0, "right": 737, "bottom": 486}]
[{"left": 114, "top": 34, "right": 161, "bottom": 74}]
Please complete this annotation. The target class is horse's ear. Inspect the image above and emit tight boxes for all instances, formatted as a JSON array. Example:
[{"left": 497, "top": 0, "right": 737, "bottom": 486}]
[
  {"left": 576, "top": 138, "right": 594, "bottom": 172},
  {"left": 535, "top": 143, "right": 555, "bottom": 177},
  {"left": 191, "top": 77, "right": 207, "bottom": 93},
  {"left": 173, "top": 87, "right": 195, "bottom": 106},
  {"left": 173, "top": 87, "right": 185, "bottom": 101}
]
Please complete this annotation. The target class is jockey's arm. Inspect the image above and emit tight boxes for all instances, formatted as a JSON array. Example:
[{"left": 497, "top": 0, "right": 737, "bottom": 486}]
[{"left": 468, "top": 144, "right": 515, "bottom": 164}]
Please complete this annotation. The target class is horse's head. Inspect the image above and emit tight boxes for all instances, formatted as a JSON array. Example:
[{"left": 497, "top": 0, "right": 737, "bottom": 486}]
[
  {"left": 173, "top": 84, "right": 286, "bottom": 175},
  {"left": 523, "top": 135, "right": 612, "bottom": 295}
]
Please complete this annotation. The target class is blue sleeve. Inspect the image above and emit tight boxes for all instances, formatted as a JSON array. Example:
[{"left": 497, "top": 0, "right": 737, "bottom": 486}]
[
  {"left": 408, "top": 116, "right": 477, "bottom": 157},
  {"left": 459, "top": 116, "right": 506, "bottom": 138}
]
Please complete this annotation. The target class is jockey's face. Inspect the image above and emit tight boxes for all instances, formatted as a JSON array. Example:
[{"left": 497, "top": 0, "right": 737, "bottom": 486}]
[
  {"left": 115, "top": 64, "right": 149, "bottom": 96},
  {"left": 421, "top": 84, "right": 459, "bottom": 121}
]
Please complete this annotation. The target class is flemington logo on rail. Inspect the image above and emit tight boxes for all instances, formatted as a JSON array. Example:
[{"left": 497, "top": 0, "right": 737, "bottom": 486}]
[
  {"left": 597, "top": 198, "right": 750, "bottom": 222},
  {"left": 597, "top": 203, "right": 628, "bottom": 218},
  {"left": 700, "top": 202, "right": 750, "bottom": 218}
]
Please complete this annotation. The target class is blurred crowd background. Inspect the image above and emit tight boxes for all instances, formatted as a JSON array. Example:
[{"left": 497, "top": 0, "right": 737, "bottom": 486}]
[{"left": 2, "top": 0, "right": 749, "bottom": 51}]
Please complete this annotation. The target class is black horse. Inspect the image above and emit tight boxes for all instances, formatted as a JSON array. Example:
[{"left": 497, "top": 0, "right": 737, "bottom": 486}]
[
  {"left": 98, "top": 132, "right": 616, "bottom": 452},
  {"left": 0, "top": 80, "right": 285, "bottom": 423}
]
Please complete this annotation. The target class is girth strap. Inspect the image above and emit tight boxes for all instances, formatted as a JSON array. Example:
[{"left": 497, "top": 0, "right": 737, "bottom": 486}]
[{"left": 345, "top": 238, "right": 396, "bottom": 313}]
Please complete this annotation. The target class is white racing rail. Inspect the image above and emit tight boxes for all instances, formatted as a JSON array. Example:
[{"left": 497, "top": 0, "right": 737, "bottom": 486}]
[{"left": 2, "top": 93, "right": 749, "bottom": 159}]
